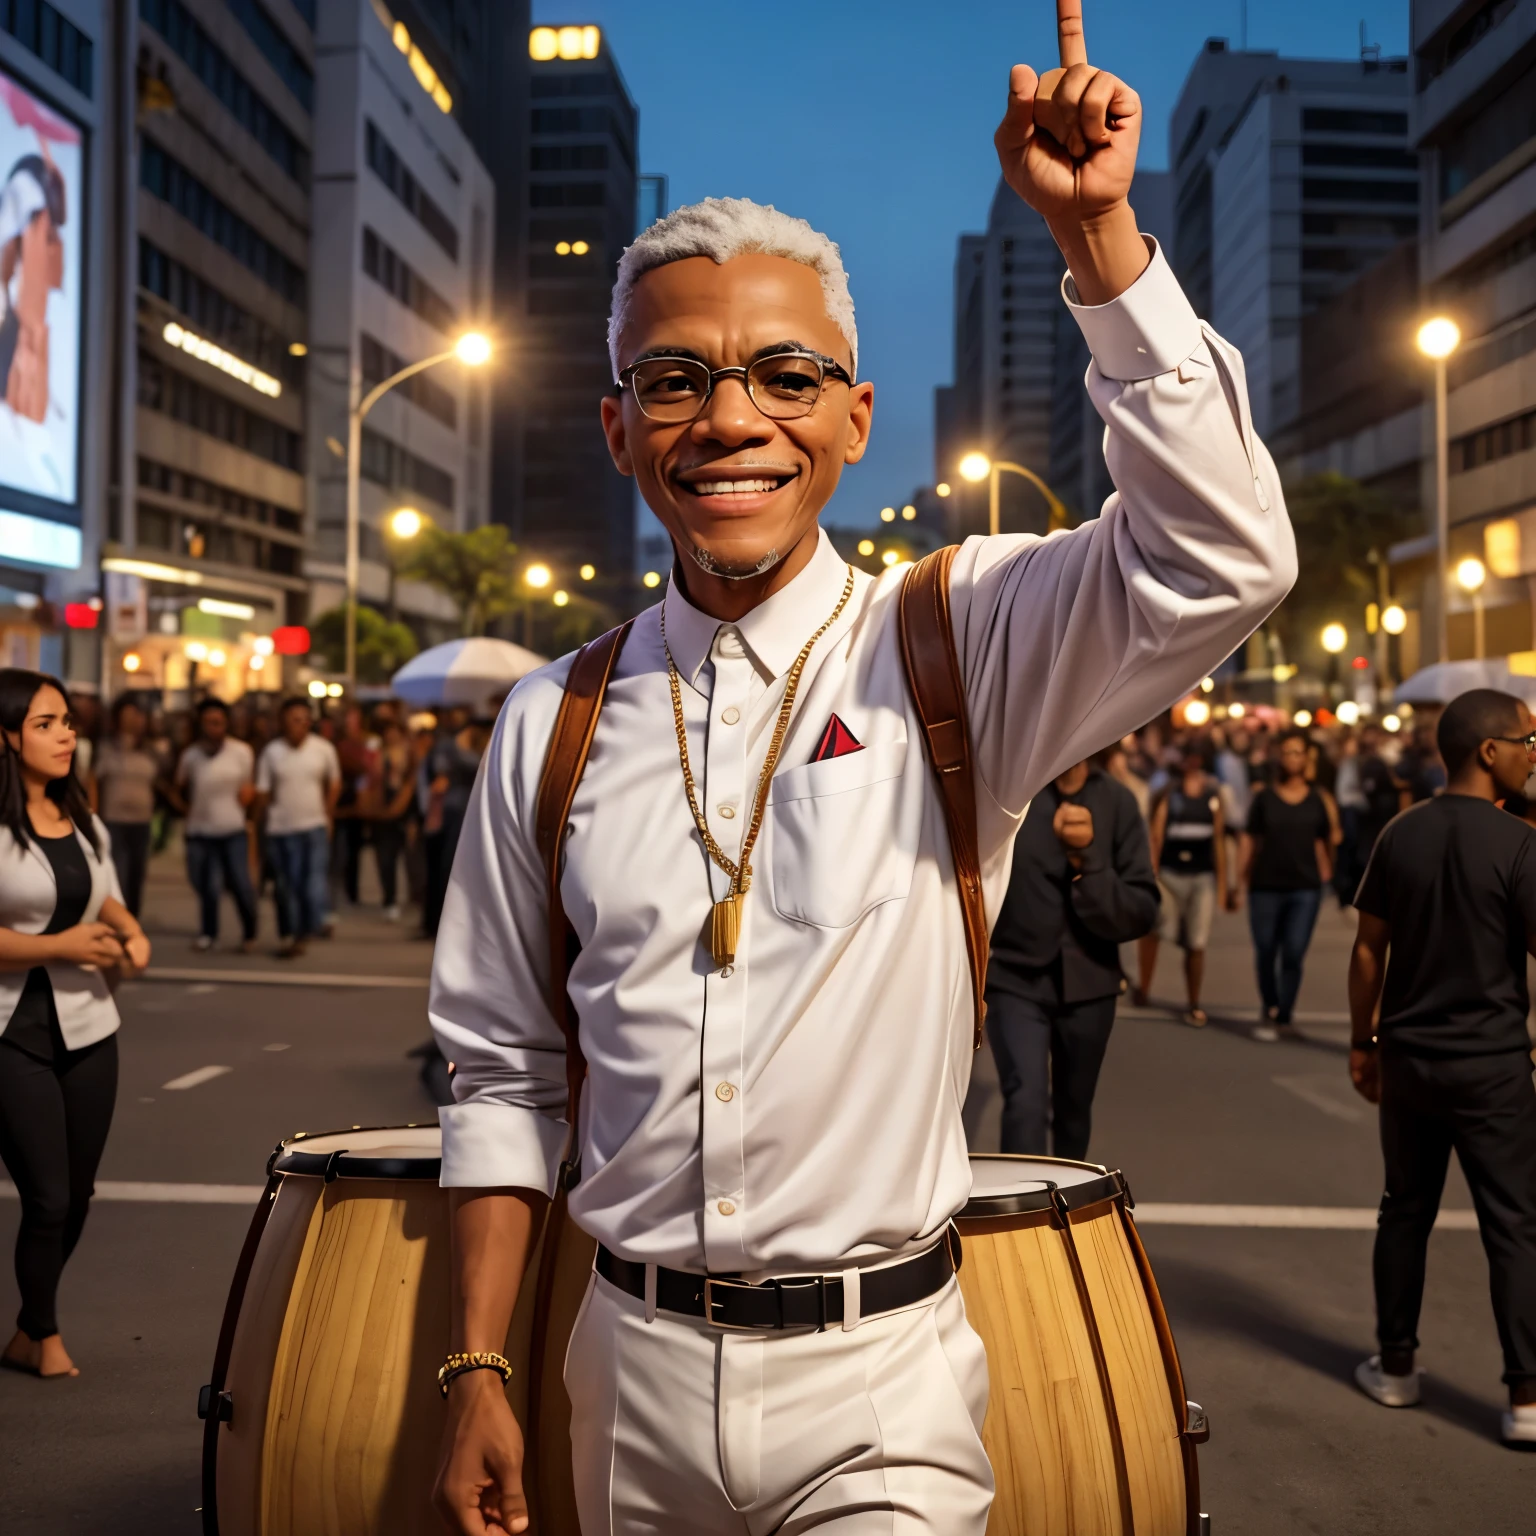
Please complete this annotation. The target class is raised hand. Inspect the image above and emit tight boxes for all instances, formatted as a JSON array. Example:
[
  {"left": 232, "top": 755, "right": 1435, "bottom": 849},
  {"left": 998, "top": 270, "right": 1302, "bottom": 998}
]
[
  {"left": 994, "top": 1, "right": 1147, "bottom": 304},
  {"left": 1053, "top": 802, "right": 1094, "bottom": 853}
]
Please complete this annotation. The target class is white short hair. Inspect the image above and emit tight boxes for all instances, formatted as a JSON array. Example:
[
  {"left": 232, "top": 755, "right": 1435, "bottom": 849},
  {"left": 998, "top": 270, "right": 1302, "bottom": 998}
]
[{"left": 607, "top": 196, "right": 858, "bottom": 380}]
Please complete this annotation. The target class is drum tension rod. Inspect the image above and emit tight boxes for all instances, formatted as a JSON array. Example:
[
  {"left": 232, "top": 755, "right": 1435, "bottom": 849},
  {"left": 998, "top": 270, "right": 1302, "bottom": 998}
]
[{"left": 197, "top": 1385, "right": 233, "bottom": 1424}]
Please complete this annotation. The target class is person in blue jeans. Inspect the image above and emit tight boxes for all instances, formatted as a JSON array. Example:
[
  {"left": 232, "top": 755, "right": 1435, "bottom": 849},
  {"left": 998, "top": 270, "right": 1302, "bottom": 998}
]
[
  {"left": 254, "top": 699, "right": 340, "bottom": 958},
  {"left": 169, "top": 699, "right": 257, "bottom": 951},
  {"left": 1237, "top": 729, "right": 1339, "bottom": 1041}
]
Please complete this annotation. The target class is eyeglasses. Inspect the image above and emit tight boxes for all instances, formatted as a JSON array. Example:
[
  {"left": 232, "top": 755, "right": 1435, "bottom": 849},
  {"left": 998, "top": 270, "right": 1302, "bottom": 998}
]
[
  {"left": 1492, "top": 733, "right": 1536, "bottom": 751},
  {"left": 616, "top": 349, "right": 853, "bottom": 424}
]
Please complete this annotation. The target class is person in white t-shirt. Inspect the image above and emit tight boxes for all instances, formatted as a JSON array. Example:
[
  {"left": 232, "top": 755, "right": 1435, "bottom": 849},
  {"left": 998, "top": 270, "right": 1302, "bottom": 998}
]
[
  {"left": 169, "top": 698, "right": 256, "bottom": 952},
  {"left": 254, "top": 698, "right": 340, "bottom": 958}
]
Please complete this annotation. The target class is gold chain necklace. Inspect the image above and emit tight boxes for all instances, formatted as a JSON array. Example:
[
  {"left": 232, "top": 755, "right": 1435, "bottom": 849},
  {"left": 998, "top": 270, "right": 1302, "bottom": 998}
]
[{"left": 662, "top": 566, "right": 855, "bottom": 969}]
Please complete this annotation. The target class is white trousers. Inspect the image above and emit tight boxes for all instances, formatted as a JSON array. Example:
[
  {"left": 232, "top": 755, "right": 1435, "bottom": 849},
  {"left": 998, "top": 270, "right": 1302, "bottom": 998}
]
[{"left": 562, "top": 1272, "right": 995, "bottom": 1534}]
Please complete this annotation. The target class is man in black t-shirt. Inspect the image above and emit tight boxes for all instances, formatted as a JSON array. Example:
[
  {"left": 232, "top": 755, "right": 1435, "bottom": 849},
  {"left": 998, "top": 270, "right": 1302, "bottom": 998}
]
[{"left": 1349, "top": 688, "right": 1536, "bottom": 1446}]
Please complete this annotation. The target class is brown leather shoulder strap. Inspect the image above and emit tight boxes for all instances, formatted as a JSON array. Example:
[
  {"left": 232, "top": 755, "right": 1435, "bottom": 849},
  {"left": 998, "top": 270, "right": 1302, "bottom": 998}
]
[
  {"left": 533, "top": 618, "right": 634, "bottom": 1177},
  {"left": 898, "top": 546, "right": 988, "bottom": 1048}
]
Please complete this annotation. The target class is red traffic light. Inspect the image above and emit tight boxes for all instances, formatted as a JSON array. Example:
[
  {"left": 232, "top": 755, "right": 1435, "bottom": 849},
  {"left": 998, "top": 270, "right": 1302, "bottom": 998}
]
[
  {"left": 271, "top": 625, "right": 310, "bottom": 656},
  {"left": 63, "top": 602, "right": 98, "bottom": 629},
  {"left": 1351, "top": 655, "right": 1370, "bottom": 670}
]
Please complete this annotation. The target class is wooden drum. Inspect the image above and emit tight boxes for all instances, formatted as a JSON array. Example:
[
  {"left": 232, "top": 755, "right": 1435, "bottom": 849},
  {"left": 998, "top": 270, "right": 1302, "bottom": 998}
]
[
  {"left": 956, "top": 1154, "right": 1206, "bottom": 1536},
  {"left": 198, "top": 1125, "right": 595, "bottom": 1536}
]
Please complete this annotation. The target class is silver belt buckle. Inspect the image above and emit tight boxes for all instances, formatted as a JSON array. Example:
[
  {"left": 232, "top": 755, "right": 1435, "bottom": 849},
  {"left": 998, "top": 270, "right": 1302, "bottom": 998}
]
[{"left": 702, "top": 1275, "right": 762, "bottom": 1331}]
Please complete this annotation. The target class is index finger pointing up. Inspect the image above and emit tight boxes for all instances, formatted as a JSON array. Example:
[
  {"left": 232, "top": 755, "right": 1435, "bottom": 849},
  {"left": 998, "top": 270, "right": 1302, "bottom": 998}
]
[{"left": 1057, "top": 0, "right": 1088, "bottom": 68}]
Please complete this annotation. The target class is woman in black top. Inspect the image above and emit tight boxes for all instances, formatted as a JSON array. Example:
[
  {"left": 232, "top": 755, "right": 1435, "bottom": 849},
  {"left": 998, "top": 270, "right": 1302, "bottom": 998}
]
[
  {"left": 0, "top": 670, "right": 151, "bottom": 1379},
  {"left": 1237, "top": 729, "right": 1338, "bottom": 1040}
]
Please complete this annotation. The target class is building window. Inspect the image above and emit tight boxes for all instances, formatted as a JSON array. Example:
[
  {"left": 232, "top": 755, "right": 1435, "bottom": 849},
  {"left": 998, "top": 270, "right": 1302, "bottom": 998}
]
[
  {"left": 0, "top": 0, "right": 94, "bottom": 97},
  {"left": 1301, "top": 143, "right": 1416, "bottom": 170},
  {"left": 1417, "top": 0, "right": 1517, "bottom": 88},
  {"left": 359, "top": 426, "right": 455, "bottom": 510},
  {"left": 365, "top": 121, "right": 458, "bottom": 261},
  {"left": 360, "top": 333, "right": 457, "bottom": 429},
  {"left": 1300, "top": 177, "right": 1419, "bottom": 205},
  {"left": 1450, "top": 407, "right": 1536, "bottom": 474},
  {"left": 529, "top": 182, "right": 606, "bottom": 208},
  {"left": 138, "top": 456, "right": 302, "bottom": 535},
  {"left": 139, "top": 239, "right": 300, "bottom": 381},
  {"left": 222, "top": 0, "right": 313, "bottom": 111},
  {"left": 361, "top": 226, "right": 458, "bottom": 334},
  {"left": 138, "top": 352, "right": 303, "bottom": 471},
  {"left": 1438, "top": 55, "right": 1536, "bottom": 205},
  {"left": 531, "top": 143, "right": 609, "bottom": 171},
  {"left": 1301, "top": 108, "right": 1409, "bottom": 136},
  {"left": 140, "top": 142, "right": 305, "bottom": 306}
]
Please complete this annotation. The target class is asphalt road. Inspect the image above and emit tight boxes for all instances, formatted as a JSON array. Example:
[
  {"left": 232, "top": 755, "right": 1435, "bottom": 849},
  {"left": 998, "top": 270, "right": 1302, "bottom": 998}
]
[{"left": 1, "top": 858, "right": 1532, "bottom": 1533}]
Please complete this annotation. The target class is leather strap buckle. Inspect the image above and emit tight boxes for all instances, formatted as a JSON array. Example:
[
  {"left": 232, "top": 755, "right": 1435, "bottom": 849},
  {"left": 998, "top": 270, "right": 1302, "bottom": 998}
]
[{"left": 702, "top": 1275, "right": 764, "bottom": 1331}]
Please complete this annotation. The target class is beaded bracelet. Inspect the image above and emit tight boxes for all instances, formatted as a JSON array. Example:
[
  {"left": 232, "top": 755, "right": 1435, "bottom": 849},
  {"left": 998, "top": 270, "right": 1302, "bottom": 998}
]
[{"left": 438, "top": 1350, "right": 514, "bottom": 1398}]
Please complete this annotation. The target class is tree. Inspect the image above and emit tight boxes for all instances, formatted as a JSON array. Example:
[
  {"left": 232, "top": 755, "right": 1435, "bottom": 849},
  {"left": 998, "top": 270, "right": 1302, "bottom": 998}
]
[
  {"left": 397, "top": 524, "right": 522, "bottom": 636},
  {"left": 310, "top": 604, "right": 418, "bottom": 683},
  {"left": 1268, "top": 472, "right": 1416, "bottom": 658}
]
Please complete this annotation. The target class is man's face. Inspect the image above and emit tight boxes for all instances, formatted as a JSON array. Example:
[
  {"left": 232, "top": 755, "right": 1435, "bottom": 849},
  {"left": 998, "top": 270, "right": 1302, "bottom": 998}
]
[
  {"left": 600, "top": 254, "right": 874, "bottom": 580},
  {"left": 1488, "top": 703, "right": 1536, "bottom": 796},
  {"left": 282, "top": 705, "right": 310, "bottom": 745},
  {"left": 201, "top": 708, "right": 228, "bottom": 746}
]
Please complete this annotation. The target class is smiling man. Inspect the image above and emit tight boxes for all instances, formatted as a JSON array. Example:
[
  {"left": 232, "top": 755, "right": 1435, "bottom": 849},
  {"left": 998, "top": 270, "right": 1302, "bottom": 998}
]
[{"left": 430, "top": 6, "right": 1296, "bottom": 1533}]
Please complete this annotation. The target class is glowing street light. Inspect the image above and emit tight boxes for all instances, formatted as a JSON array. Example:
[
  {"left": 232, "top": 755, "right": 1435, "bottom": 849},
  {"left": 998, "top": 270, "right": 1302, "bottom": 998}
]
[
  {"left": 1416, "top": 315, "right": 1461, "bottom": 663},
  {"left": 1228, "top": 701, "right": 1246, "bottom": 719},
  {"left": 901, "top": 504, "right": 916, "bottom": 521},
  {"left": 524, "top": 563, "right": 552, "bottom": 589},
  {"left": 881, "top": 549, "right": 900, "bottom": 567},
  {"left": 935, "top": 482, "right": 952, "bottom": 498},
  {"left": 880, "top": 506, "right": 896, "bottom": 522},
  {"left": 454, "top": 332, "right": 493, "bottom": 367},
  {"left": 857, "top": 538, "right": 875, "bottom": 556},
  {"left": 958, "top": 451, "right": 1068, "bottom": 536},
  {"left": 1381, "top": 604, "right": 1407, "bottom": 636},
  {"left": 958, "top": 452, "right": 991, "bottom": 483},
  {"left": 1382, "top": 713, "right": 1403, "bottom": 733},
  {"left": 643, "top": 571, "right": 662, "bottom": 589},
  {"left": 308, "top": 679, "right": 328, "bottom": 698},
  {"left": 122, "top": 652, "right": 142, "bottom": 673},
  {"left": 1293, "top": 709, "right": 1313, "bottom": 728},
  {"left": 1336, "top": 700, "right": 1361, "bottom": 726},
  {"left": 553, "top": 589, "right": 570, "bottom": 607},
  {"left": 579, "top": 563, "right": 596, "bottom": 581},
  {"left": 1183, "top": 698, "right": 1211, "bottom": 727},
  {"left": 1458, "top": 555, "right": 1487, "bottom": 659},
  {"left": 1321, "top": 623, "right": 1347, "bottom": 655},
  {"left": 389, "top": 506, "right": 424, "bottom": 540}
]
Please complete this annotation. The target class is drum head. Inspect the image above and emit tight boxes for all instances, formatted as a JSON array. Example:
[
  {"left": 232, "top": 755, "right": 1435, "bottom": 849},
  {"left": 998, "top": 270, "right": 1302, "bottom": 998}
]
[
  {"left": 962, "top": 1153, "right": 1124, "bottom": 1219},
  {"left": 270, "top": 1124, "right": 442, "bottom": 1180}
]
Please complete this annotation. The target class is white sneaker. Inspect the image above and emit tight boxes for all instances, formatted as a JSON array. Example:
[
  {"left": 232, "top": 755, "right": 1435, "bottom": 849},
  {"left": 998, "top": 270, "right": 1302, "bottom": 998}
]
[
  {"left": 193, "top": 935, "right": 214, "bottom": 952},
  {"left": 1355, "top": 1355, "right": 1422, "bottom": 1407},
  {"left": 1502, "top": 1403, "right": 1536, "bottom": 1446},
  {"left": 1252, "top": 1024, "right": 1279, "bottom": 1043}
]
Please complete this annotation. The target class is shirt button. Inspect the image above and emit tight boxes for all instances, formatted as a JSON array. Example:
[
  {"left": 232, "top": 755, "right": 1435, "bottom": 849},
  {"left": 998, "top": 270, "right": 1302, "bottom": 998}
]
[
  {"left": 718, "top": 804, "right": 736, "bottom": 819},
  {"left": 717, "top": 1199, "right": 736, "bottom": 1216},
  {"left": 715, "top": 1081, "right": 736, "bottom": 1102},
  {"left": 721, "top": 706, "right": 740, "bottom": 725}
]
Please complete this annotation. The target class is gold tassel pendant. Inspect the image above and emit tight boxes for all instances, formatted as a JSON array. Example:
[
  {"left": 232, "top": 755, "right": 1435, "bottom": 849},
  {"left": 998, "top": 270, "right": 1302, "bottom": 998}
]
[{"left": 710, "top": 892, "right": 744, "bottom": 968}]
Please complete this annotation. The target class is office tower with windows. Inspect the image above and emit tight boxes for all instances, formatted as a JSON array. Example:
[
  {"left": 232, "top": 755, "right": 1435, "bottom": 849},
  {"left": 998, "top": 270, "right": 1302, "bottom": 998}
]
[
  {"left": 513, "top": 23, "right": 638, "bottom": 587},
  {"left": 123, "top": 0, "right": 317, "bottom": 696},
  {"left": 306, "top": 0, "right": 494, "bottom": 647}
]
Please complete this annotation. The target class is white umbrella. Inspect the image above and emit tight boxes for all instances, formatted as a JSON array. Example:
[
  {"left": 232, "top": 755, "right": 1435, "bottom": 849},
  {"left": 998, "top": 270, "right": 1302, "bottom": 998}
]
[
  {"left": 1393, "top": 659, "right": 1536, "bottom": 708},
  {"left": 389, "top": 637, "right": 547, "bottom": 709}
]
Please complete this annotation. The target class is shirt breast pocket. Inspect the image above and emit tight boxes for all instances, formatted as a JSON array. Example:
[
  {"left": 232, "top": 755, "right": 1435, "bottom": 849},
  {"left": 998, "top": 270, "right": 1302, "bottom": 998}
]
[{"left": 767, "top": 739, "right": 914, "bottom": 929}]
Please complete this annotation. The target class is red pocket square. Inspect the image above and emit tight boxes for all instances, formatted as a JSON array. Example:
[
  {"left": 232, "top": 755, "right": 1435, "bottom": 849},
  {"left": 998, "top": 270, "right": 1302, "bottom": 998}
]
[{"left": 811, "top": 714, "right": 864, "bottom": 762}]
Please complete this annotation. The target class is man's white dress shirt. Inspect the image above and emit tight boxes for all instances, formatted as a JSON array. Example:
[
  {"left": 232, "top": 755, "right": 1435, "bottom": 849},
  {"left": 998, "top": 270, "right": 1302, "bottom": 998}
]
[{"left": 431, "top": 241, "right": 1296, "bottom": 1277}]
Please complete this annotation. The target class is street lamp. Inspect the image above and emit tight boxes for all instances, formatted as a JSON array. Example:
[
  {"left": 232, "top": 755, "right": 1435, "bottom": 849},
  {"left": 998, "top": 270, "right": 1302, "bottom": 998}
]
[
  {"left": 1457, "top": 554, "right": 1487, "bottom": 659},
  {"left": 345, "top": 331, "right": 492, "bottom": 690},
  {"left": 525, "top": 563, "right": 552, "bottom": 589},
  {"left": 1381, "top": 603, "right": 1407, "bottom": 635},
  {"left": 1416, "top": 316, "right": 1461, "bottom": 664},
  {"left": 1321, "top": 622, "right": 1347, "bottom": 655},
  {"left": 957, "top": 452, "right": 1069, "bottom": 536},
  {"left": 384, "top": 506, "right": 426, "bottom": 619}
]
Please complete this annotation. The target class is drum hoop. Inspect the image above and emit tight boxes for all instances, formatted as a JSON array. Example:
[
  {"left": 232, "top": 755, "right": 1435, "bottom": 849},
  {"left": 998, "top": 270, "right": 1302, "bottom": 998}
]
[
  {"left": 960, "top": 1163, "right": 1126, "bottom": 1221},
  {"left": 268, "top": 1123, "right": 442, "bottom": 1182}
]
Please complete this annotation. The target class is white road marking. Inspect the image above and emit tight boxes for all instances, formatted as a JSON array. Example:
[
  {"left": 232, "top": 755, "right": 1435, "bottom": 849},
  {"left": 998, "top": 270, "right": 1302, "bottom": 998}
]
[
  {"left": 1271, "top": 1074, "right": 1368, "bottom": 1124},
  {"left": 137, "top": 968, "right": 427, "bottom": 989},
  {"left": 263, "top": 1043, "right": 290, "bottom": 1052},
  {"left": 161, "top": 1065, "right": 232, "bottom": 1091},
  {"left": 1135, "top": 1203, "right": 1478, "bottom": 1231},
  {"left": 188, "top": 983, "right": 219, "bottom": 995},
  {"left": 0, "top": 1184, "right": 1479, "bottom": 1231}
]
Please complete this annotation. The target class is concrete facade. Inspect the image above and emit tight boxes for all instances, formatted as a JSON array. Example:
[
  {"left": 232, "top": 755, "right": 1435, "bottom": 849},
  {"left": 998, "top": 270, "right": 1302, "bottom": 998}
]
[{"left": 306, "top": 0, "right": 494, "bottom": 643}]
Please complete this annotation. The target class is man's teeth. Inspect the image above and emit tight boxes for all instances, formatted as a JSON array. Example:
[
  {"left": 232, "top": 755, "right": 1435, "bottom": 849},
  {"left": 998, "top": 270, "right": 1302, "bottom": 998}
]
[{"left": 690, "top": 479, "right": 783, "bottom": 495}]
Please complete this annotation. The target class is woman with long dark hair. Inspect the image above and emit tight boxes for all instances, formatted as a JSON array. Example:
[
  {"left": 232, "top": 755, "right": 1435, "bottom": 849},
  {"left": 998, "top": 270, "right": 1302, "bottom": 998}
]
[{"left": 0, "top": 669, "right": 150, "bottom": 1378}]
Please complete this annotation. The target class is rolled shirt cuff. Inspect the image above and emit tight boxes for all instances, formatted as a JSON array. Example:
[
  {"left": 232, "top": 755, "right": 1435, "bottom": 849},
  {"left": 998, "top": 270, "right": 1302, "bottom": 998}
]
[
  {"left": 1062, "top": 236, "right": 1203, "bottom": 382},
  {"left": 438, "top": 1099, "right": 569, "bottom": 1194}
]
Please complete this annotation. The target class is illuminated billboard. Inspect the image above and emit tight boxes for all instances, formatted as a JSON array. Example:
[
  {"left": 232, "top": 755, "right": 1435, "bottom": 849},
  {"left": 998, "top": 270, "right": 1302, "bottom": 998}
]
[{"left": 0, "top": 66, "right": 83, "bottom": 513}]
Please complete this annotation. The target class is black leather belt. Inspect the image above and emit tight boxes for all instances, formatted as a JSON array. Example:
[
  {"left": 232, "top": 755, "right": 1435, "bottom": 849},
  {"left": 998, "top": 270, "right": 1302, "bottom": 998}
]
[{"left": 595, "top": 1233, "right": 957, "bottom": 1331}]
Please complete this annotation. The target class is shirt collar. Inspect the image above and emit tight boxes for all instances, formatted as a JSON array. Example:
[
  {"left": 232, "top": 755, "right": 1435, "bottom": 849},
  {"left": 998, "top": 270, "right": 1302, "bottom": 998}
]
[{"left": 661, "top": 528, "right": 850, "bottom": 686}]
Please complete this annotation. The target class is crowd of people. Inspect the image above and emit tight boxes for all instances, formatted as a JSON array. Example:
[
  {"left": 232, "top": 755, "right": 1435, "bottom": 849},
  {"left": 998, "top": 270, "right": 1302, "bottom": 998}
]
[{"left": 60, "top": 687, "right": 495, "bottom": 956}]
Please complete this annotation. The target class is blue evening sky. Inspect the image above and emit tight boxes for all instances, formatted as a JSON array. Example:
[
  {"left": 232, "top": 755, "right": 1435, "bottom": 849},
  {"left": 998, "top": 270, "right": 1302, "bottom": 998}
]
[{"left": 531, "top": 1, "right": 1411, "bottom": 528}]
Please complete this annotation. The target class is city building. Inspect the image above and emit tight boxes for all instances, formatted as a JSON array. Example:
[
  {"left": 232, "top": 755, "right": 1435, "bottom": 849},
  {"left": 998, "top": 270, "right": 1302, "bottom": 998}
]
[
  {"left": 111, "top": 0, "right": 317, "bottom": 700},
  {"left": 1172, "top": 39, "right": 1416, "bottom": 440},
  {"left": 1390, "top": 0, "right": 1536, "bottom": 665},
  {"left": 306, "top": 0, "right": 495, "bottom": 651},
  {"left": 503, "top": 22, "right": 638, "bottom": 596},
  {"left": 0, "top": 1, "right": 120, "bottom": 683},
  {"left": 935, "top": 181, "right": 1064, "bottom": 541},
  {"left": 1048, "top": 170, "right": 1172, "bottom": 523}
]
